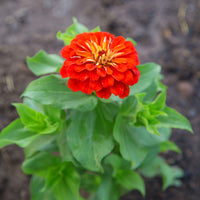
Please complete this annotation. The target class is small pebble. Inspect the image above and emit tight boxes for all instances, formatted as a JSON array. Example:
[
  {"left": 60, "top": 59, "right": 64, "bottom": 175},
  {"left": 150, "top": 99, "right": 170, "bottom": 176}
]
[{"left": 177, "top": 81, "right": 194, "bottom": 98}]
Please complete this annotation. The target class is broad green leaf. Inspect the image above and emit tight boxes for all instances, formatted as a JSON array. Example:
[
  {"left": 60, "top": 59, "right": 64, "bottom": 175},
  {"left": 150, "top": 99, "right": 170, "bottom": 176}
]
[
  {"left": 130, "top": 63, "right": 161, "bottom": 95},
  {"left": 116, "top": 170, "right": 145, "bottom": 196},
  {"left": 157, "top": 106, "right": 193, "bottom": 133},
  {"left": 126, "top": 37, "right": 137, "bottom": 46},
  {"left": 57, "top": 18, "right": 89, "bottom": 45},
  {"left": 27, "top": 50, "right": 64, "bottom": 76},
  {"left": 22, "top": 75, "right": 98, "bottom": 111},
  {"left": 0, "top": 119, "right": 39, "bottom": 148},
  {"left": 160, "top": 141, "right": 181, "bottom": 154},
  {"left": 67, "top": 108, "right": 114, "bottom": 172},
  {"left": 53, "top": 163, "right": 83, "bottom": 200},
  {"left": 96, "top": 175, "right": 120, "bottom": 200},
  {"left": 22, "top": 152, "right": 60, "bottom": 176},
  {"left": 30, "top": 176, "right": 56, "bottom": 200},
  {"left": 13, "top": 103, "right": 59, "bottom": 134},
  {"left": 24, "top": 134, "right": 57, "bottom": 158},
  {"left": 113, "top": 115, "right": 148, "bottom": 168}
]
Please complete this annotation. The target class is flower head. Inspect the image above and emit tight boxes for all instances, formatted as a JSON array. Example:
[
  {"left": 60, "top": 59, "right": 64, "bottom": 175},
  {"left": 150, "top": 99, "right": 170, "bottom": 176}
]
[{"left": 60, "top": 32, "right": 140, "bottom": 99}]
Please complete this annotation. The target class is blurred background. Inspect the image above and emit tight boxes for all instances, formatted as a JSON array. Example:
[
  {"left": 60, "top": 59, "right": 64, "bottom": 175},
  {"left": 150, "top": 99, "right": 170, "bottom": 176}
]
[{"left": 0, "top": 0, "right": 199, "bottom": 199}]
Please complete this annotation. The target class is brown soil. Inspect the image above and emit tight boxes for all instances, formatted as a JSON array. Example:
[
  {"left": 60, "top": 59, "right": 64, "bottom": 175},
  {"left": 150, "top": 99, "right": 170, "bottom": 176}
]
[{"left": 0, "top": 0, "right": 199, "bottom": 199}]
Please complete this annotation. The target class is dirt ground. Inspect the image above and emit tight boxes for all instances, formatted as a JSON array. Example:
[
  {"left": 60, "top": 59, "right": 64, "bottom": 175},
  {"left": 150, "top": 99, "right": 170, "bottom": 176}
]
[{"left": 0, "top": 0, "right": 199, "bottom": 199}]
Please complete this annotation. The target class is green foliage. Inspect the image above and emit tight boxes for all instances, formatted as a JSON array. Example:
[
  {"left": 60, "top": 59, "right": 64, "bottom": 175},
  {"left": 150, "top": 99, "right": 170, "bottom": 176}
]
[
  {"left": 0, "top": 19, "right": 194, "bottom": 200},
  {"left": 66, "top": 107, "right": 114, "bottom": 172},
  {"left": 22, "top": 75, "right": 98, "bottom": 111},
  {"left": 26, "top": 50, "right": 64, "bottom": 76}
]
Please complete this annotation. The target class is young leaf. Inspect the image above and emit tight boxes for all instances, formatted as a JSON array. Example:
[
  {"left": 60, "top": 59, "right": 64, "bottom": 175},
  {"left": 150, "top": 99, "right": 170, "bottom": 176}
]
[
  {"left": 157, "top": 106, "right": 193, "bottom": 133},
  {"left": 57, "top": 18, "right": 89, "bottom": 45},
  {"left": 0, "top": 119, "right": 39, "bottom": 148},
  {"left": 113, "top": 115, "right": 148, "bottom": 168},
  {"left": 13, "top": 103, "right": 59, "bottom": 134},
  {"left": 149, "top": 90, "right": 166, "bottom": 110},
  {"left": 22, "top": 75, "right": 98, "bottom": 111},
  {"left": 67, "top": 108, "right": 114, "bottom": 172},
  {"left": 116, "top": 170, "right": 145, "bottom": 196},
  {"left": 130, "top": 63, "right": 161, "bottom": 95},
  {"left": 26, "top": 50, "right": 64, "bottom": 76}
]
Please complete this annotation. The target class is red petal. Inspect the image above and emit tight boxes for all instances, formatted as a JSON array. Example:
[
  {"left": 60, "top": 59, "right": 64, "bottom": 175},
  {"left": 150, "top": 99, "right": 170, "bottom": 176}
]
[
  {"left": 60, "top": 65, "right": 69, "bottom": 78},
  {"left": 110, "top": 36, "right": 125, "bottom": 49},
  {"left": 89, "top": 80, "right": 103, "bottom": 92},
  {"left": 122, "top": 70, "right": 134, "bottom": 85},
  {"left": 97, "top": 67, "right": 106, "bottom": 77},
  {"left": 111, "top": 67, "right": 124, "bottom": 81},
  {"left": 114, "top": 64, "right": 128, "bottom": 72},
  {"left": 89, "top": 69, "right": 100, "bottom": 81},
  {"left": 74, "top": 65, "right": 86, "bottom": 72},
  {"left": 110, "top": 81, "right": 125, "bottom": 96},
  {"left": 60, "top": 46, "right": 71, "bottom": 59},
  {"left": 119, "top": 85, "right": 130, "bottom": 99},
  {"left": 96, "top": 88, "right": 111, "bottom": 99},
  {"left": 104, "top": 66, "right": 113, "bottom": 75},
  {"left": 67, "top": 78, "right": 80, "bottom": 92},
  {"left": 86, "top": 63, "right": 96, "bottom": 71},
  {"left": 79, "top": 80, "right": 93, "bottom": 94},
  {"left": 101, "top": 75, "right": 114, "bottom": 87}
]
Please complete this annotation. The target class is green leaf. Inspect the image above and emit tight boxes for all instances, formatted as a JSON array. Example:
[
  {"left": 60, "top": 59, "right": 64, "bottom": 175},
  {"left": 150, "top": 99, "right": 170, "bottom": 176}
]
[
  {"left": 13, "top": 103, "right": 59, "bottom": 134},
  {"left": 130, "top": 63, "right": 161, "bottom": 95},
  {"left": 103, "top": 154, "right": 131, "bottom": 177},
  {"left": 149, "top": 90, "right": 166, "bottom": 110},
  {"left": 80, "top": 173, "right": 101, "bottom": 193},
  {"left": 56, "top": 124, "right": 76, "bottom": 164},
  {"left": 126, "top": 37, "right": 137, "bottom": 46},
  {"left": 22, "top": 75, "right": 98, "bottom": 111},
  {"left": 67, "top": 108, "right": 114, "bottom": 172},
  {"left": 96, "top": 175, "right": 120, "bottom": 200},
  {"left": 0, "top": 119, "right": 39, "bottom": 148},
  {"left": 113, "top": 115, "right": 148, "bottom": 168},
  {"left": 57, "top": 18, "right": 89, "bottom": 45},
  {"left": 160, "top": 162, "right": 184, "bottom": 190},
  {"left": 26, "top": 50, "right": 64, "bottom": 76},
  {"left": 90, "top": 26, "right": 101, "bottom": 32},
  {"left": 30, "top": 176, "right": 56, "bottom": 200},
  {"left": 157, "top": 107, "right": 193, "bottom": 133},
  {"left": 53, "top": 163, "right": 83, "bottom": 200},
  {"left": 22, "top": 152, "right": 61, "bottom": 176},
  {"left": 24, "top": 134, "right": 57, "bottom": 158},
  {"left": 116, "top": 170, "right": 145, "bottom": 196},
  {"left": 160, "top": 141, "right": 181, "bottom": 154}
]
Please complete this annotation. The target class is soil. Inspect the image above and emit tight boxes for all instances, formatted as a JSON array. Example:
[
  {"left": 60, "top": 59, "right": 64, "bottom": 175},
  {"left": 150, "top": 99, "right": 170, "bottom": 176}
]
[{"left": 0, "top": 0, "right": 199, "bottom": 199}]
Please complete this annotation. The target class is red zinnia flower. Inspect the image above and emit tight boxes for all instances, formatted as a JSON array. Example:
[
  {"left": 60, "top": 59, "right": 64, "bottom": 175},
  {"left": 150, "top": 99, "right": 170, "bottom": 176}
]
[{"left": 60, "top": 32, "right": 140, "bottom": 99}]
